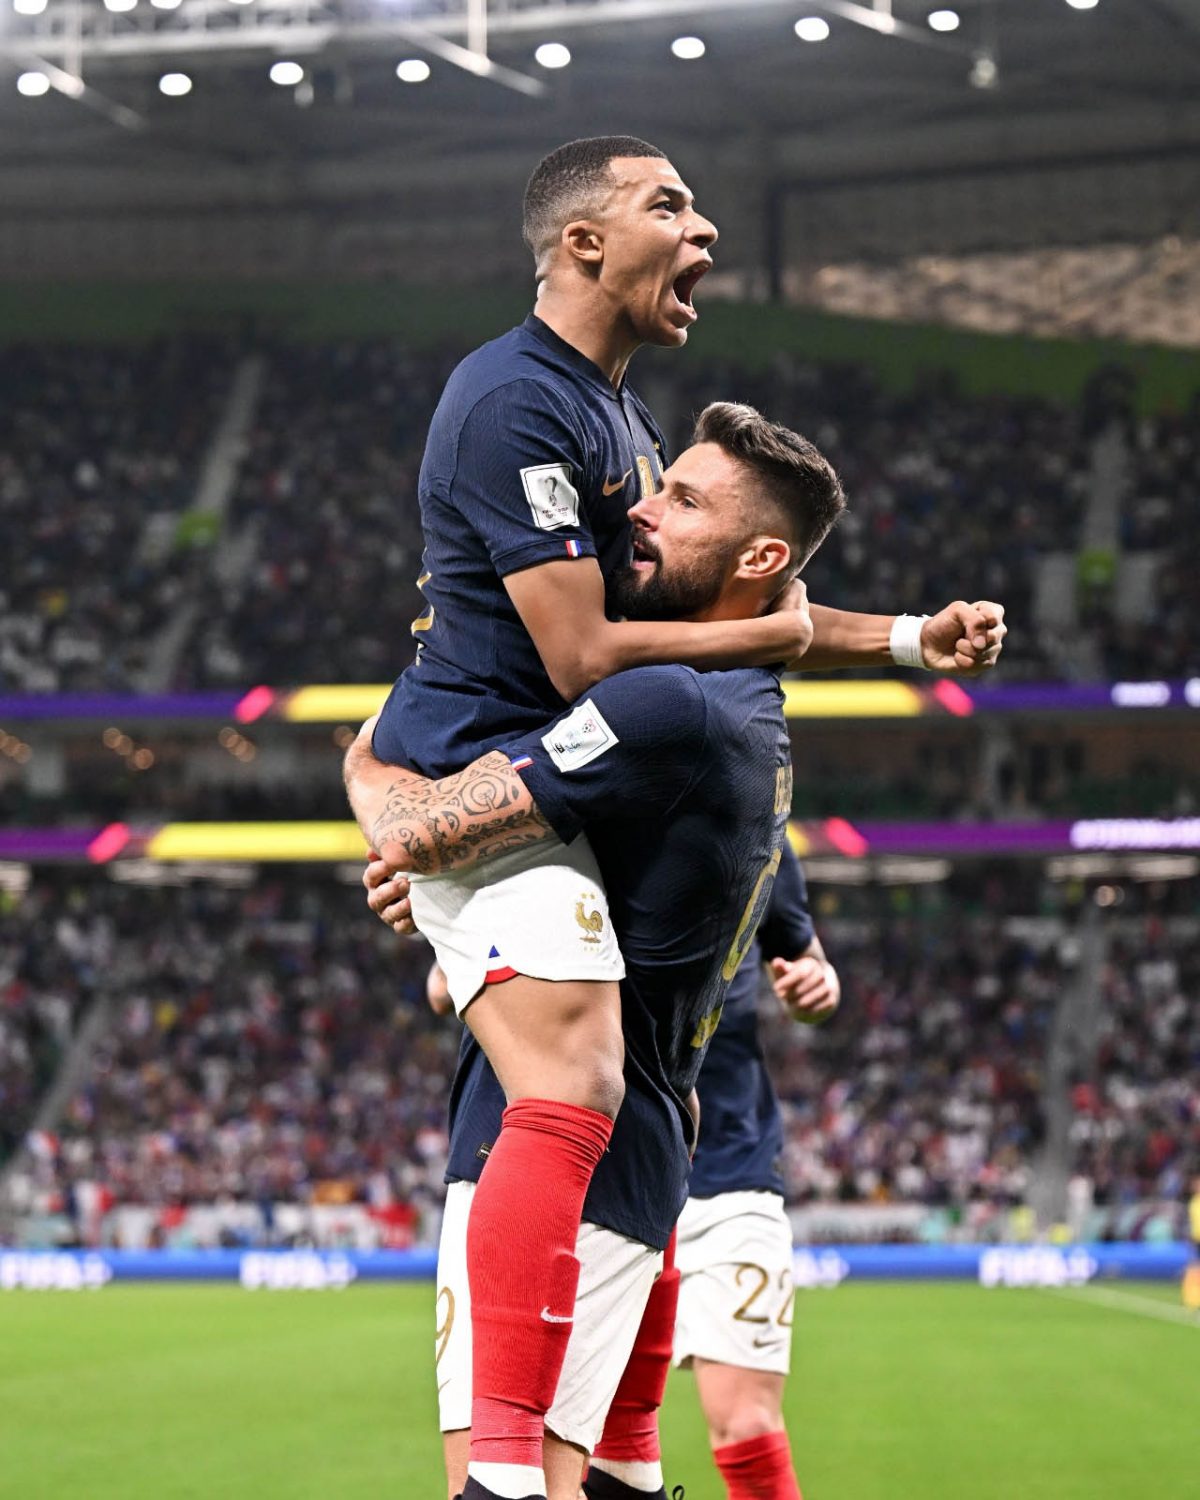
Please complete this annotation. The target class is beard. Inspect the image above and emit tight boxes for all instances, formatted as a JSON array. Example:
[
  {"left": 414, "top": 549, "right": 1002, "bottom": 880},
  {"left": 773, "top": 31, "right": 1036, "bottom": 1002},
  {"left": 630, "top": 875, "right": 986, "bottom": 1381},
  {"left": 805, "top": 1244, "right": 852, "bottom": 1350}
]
[{"left": 609, "top": 548, "right": 728, "bottom": 622}]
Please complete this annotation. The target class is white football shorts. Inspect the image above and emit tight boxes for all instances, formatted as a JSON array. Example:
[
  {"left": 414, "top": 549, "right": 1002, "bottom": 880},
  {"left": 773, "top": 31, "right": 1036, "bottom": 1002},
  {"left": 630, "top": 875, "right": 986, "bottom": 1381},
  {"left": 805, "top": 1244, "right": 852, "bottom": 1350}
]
[
  {"left": 435, "top": 1180, "right": 663, "bottom": 1453},
  {"left": 673, "top": 1189, "right": 795, "bottom": 1376},
  {"left": 407, "top": 835, "right": 625, "bottom": 1017}
]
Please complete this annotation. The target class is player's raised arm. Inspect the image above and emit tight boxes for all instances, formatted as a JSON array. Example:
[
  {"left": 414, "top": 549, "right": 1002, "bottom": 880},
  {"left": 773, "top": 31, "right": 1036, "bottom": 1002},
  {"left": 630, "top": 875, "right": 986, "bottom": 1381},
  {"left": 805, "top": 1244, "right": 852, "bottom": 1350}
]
[
  {"left": 800, "top": 598, "right": 1007, "bottom": 674},
  {"left": 504, "top": 555, "right": 811, "bottom": 700}
]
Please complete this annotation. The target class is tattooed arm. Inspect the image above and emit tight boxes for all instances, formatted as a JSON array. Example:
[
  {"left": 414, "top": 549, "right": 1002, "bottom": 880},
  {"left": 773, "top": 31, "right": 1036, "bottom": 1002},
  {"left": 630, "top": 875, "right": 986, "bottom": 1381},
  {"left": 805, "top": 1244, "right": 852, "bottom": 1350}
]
[{"left": 343, "top": 722, "right": 555, "bottom": 876}]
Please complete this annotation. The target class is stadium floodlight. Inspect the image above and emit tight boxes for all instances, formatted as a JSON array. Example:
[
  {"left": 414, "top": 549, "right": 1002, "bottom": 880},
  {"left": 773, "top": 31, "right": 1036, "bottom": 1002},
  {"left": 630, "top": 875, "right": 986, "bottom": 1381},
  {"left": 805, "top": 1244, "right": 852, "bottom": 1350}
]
[
  {"left": 269, "top": 61, "right": 304, "bottom": 87},
  {"left": 103, "top": 0, "right": 137, "bottom": 11},
  {"left": 395, "top": 58, "right": 431, "bottom": 83},
  {"left": 228, "top": 0, "right": 255, "bottom": 6},
  {"left": 159, "top": 72, "right": 193, "bottom": 96},
  {"left": 1065, "top": 0, "right": 1099, "bottom": 9},
  {"left": 671, "top": 36, "right": 706, "bottom": 60},
  {"left": 794, "top": 17, "right": 831, "bottom": 43},
  {"left": 17, "top": 70, "right": 51, "bottom": 96},
  {"left": 927, "top": 8, "right": 960, "bottom": 30},
  {"left": 14, "top": 0, "right": 49, "bottom": 16},
  {"left": 534, "top": 42, "right": 572, "bottom": 69},
  {"left": 150, "top": 0, "right": 183, "bottom": 8}
]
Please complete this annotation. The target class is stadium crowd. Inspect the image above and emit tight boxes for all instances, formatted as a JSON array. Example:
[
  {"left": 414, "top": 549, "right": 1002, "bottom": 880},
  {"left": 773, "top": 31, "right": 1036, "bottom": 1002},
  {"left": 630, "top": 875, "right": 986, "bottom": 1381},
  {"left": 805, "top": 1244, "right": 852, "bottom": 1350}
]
[
  {"left": 1068, "top": 923, "right": 1200, "bottom": 1208},
  {"left": 2, "top": 336, "right": 1197, "bottom": 695},
  {"left": 5, "top": 873, "right": 1189, "bottom": 1249},
  {"left": 0, "top": 341, "right": 228, "bottom": 694},
  {"left": 763, "top": 913, "right": 1059, "bottom": 1224},
  {"left": 6, "top": 879, "right": 453, "bottom": 1244},
  {"left": 177, "top": 341, "right": 451, "bottom": 689},
  {"left": 0, "top": 878, "right": 125, "bottom": 1163}
]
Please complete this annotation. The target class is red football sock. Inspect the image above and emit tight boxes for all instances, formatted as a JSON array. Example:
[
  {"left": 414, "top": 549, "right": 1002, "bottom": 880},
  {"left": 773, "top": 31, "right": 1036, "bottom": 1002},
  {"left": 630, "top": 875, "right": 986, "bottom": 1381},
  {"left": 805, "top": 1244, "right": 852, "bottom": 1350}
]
[
  {"left": 592, "top": 1230, "right": 679, "bottom": 1464},
  {"left": 713, "top": 1431, "right": 803, "bottom": 1500},
  {"left": 468, "top": 1097, "right": 614, "bottom": 1471}
]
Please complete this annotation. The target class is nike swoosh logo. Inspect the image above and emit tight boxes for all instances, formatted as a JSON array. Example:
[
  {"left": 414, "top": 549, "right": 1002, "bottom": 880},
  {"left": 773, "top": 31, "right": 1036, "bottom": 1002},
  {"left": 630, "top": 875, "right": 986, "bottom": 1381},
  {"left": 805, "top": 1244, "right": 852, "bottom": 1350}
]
[
  {"left": 601, "top": 469, "right": 632, "bottom": 496},
  {"left": 540, "top": 1306, "right": 574, "bottom": 1324}
]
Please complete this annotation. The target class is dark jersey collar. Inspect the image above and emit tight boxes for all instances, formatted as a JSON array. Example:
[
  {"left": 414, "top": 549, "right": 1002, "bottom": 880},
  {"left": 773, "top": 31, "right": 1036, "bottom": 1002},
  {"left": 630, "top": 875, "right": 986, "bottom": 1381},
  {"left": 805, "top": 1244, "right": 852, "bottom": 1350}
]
[{"left": 523, "top": 313, "right": 626, "bottom": 402}]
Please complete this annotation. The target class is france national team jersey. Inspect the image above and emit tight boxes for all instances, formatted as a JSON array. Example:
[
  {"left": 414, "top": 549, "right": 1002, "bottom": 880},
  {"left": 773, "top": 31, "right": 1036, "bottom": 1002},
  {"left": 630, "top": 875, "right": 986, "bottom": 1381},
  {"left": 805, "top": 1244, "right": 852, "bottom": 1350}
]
[
  {"left": 373, "top": 314, "right": 667, "bottom": 778},
  {"left": 689, "top": 841, "right": 814, "bottom": 1201},
  {"left": 443, "top": 662, "right": 793, "bottom": 1250}
]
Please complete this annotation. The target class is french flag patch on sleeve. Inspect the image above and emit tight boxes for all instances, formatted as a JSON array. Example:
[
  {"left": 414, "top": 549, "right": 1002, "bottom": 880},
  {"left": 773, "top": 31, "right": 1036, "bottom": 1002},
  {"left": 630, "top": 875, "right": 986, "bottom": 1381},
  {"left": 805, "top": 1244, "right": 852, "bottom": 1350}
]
[
  {"left": 510, "top": 753, "right": 533, "bottom": 772},
  {"left": 564, "top": 538, "right": 582, "bottom": 558}
]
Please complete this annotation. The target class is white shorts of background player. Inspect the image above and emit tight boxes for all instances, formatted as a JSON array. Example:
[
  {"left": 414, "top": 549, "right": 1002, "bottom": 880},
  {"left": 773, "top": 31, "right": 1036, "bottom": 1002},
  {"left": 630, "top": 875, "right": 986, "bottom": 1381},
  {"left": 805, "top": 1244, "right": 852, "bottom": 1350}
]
[
  {"left": 409, "top": 836, "right": 625, "bottom": 1017},
  {"left": 436, "top": 1180, "right": 664, "bottom": 1452},
  {"left": 673, "top": 1189, "right": 795, "bottom": 1377}
]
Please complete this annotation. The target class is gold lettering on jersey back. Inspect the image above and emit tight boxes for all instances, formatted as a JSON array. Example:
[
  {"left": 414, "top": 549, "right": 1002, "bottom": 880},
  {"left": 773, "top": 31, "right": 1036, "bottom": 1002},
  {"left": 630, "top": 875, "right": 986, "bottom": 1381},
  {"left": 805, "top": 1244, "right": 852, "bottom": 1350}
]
[
  {"left": 722, "top": 848, "right": 782, "bottom": 982},
  {"left": 774, "top": 764, "right": 793, "bottom": 816},
  {"left": 691, "top": 1005, "right": 724, "bottom": 1049},
  {"left": 575, "top": 895, "right": 604, "bottom": 944},
  {"left": 411, "top": 570, "right": 435, "bottom": 636}
]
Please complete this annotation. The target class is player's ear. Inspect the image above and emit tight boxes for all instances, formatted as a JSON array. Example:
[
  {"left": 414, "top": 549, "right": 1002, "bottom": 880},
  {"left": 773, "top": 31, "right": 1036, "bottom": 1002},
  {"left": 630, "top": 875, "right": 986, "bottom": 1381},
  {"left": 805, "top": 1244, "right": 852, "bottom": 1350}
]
[
  {"left": 737, "top": 535, "right": 792, "bottom": 582},
  {"left": 562, "top": 219, "right": 605, "bottom": 268}
]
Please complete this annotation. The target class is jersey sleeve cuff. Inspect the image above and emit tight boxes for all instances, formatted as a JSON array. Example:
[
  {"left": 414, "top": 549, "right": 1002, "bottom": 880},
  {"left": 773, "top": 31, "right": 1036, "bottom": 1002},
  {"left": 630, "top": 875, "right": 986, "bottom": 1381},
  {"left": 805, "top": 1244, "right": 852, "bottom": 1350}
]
[
  {"left": 492, "top": 536, "right": 597, "bottom": 577},
  {"left": 503, "top": 746, "right": 584, "bottom": 847}
]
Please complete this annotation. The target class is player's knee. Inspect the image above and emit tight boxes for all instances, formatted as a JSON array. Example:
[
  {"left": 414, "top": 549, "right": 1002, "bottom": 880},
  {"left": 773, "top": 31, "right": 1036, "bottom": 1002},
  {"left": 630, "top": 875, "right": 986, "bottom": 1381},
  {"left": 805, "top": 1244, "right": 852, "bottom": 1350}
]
[
  {"left": 577, "top": 1049, "right": 625, "bottom": 1120},
  {"left": 708, "top": 1399, "right": 785, "bottom": 1450}
]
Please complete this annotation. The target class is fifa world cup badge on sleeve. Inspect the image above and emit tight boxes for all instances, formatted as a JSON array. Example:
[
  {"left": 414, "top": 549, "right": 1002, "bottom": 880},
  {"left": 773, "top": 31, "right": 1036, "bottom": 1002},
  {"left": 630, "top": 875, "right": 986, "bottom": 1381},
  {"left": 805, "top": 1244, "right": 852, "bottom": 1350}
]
[
  {"left": 521, "top": 462, "right": 582, "bottom": 530},
  {"left": 542, "top": 700, "right": 619, "bottom": 772}
]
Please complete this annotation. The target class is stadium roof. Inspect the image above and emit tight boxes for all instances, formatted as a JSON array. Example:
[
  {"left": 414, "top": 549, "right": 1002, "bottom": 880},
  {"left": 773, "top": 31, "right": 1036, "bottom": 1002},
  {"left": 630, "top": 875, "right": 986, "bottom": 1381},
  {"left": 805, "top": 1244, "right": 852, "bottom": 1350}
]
[{"left": 0, "top": 0, "right": 1197, "bottom": 280}]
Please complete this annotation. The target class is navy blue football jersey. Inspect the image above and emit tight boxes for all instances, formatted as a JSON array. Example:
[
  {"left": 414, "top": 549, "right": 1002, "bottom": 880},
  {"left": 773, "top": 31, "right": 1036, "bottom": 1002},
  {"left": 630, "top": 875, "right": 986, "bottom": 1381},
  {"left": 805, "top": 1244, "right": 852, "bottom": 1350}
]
[
  {"left": 373, "top": 315, "right": 667, "bottom": 778},
  {"left": 689, "top": 840, "right": 814, "bottom": 1200},
  {"left": 444, "top": 662, "right": 792, "bottom": 1250}
]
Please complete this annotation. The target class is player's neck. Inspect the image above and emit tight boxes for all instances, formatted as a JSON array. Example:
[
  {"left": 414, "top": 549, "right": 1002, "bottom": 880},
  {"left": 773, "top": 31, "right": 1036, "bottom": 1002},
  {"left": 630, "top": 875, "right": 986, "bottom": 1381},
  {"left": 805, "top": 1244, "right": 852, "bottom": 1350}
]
[
  {"left": 533, "top": 291, "right": 639, "bottom": 390},
  {"left": 688, "top": 590, "right": 770, "bottom": 625}
]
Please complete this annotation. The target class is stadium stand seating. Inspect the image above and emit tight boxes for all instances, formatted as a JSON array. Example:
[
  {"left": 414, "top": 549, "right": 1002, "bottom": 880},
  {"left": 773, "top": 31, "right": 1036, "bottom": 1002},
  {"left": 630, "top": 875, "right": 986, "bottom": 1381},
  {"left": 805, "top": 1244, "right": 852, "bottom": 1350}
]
[
  {"left": 0, "top": 341, "right": 228, "bottom": 693},
  {"left": 2, "top": 336, "right": 1197, "bottom": 692},
  {"left": 6, "top": 871, "right": 1192, "bottom": 1248}
]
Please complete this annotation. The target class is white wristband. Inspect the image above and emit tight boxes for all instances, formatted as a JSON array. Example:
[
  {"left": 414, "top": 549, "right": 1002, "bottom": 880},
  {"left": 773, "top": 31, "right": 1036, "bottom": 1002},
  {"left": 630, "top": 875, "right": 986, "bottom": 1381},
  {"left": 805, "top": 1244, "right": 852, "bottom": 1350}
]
[{"left": 889, "top": 614, "right": 931, "bottom": 670}]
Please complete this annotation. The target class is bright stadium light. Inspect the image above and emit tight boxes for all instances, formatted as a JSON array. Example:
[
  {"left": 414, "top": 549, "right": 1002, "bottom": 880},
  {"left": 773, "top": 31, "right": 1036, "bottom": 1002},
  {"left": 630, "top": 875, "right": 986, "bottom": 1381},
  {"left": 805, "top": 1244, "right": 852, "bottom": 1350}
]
[
  {"left": 17, "top": 70, "right": 50, "bottom": 97},
  {"left": 395, "top": 58, "right": 431, "bottom": 83},
  {"left": 150, "top": 0, "right": 183, "bottom": 8},
  {"left": 104, "top": 0, "right": 137, "bottom": 11},
  {"left": 269, "top": 60, "right": 304, "bottom": 86},
  {"left": 159, "top": 72, "right": 193, "bottom": 96},
  {"left": 228, "top": 0, "right": 255, "bottom": 6},
  {"left": 794, "top": 17, "right": 831, "bottom": 43},
  {"left": 534, "top": 42, "right": 572, "bottom": 69},
  {"left": 928, "top": 8, "right": 960, "bottom": 30},
  {"left": 14, "top": 0, "right": 49, "bottom": 16},
  {"left": 1065, "top": 0, "right": 1099, "bottom": 9},
  {"left": 671, "top": 36, "right": 706, "bottom": 60}
]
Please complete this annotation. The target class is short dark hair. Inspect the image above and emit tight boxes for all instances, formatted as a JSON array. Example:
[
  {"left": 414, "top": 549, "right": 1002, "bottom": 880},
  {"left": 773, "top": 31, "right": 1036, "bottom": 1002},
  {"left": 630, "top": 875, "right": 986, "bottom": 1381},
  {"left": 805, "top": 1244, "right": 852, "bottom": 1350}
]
[
  {"left": 692, "top": 401, "right": 845, "bottom": 571},
  {"left": 522, "top": 135, "right": 668, "bottom": 266}
]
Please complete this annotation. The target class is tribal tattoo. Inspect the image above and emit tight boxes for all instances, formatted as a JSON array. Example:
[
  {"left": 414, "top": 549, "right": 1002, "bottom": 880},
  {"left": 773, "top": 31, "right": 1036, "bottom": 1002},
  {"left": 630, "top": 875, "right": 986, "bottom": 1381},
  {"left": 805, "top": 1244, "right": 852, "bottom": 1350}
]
[{"left": 362, "top": 751, "right": 554, "bottom": 875}]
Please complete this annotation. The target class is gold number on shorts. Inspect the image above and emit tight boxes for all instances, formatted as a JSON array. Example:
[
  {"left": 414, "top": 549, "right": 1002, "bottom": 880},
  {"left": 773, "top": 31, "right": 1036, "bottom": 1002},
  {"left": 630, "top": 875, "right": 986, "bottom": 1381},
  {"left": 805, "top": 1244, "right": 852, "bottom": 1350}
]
[
  {"left": 435, "top": 1285, "right": 456, "bottom": 1367},
  {"left": 731, "top": 1263, "right": 771, "bottom": 1324},
  {"left": 776, "top": 1269, "right": 796, "bottom": 1329}
]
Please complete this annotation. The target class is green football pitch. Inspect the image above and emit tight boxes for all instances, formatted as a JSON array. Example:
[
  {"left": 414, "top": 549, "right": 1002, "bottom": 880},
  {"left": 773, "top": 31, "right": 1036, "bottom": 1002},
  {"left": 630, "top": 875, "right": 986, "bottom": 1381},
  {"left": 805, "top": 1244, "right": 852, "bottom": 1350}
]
[{"left": 2, "top": 1281, "right": 1195, "bottom": 1499}]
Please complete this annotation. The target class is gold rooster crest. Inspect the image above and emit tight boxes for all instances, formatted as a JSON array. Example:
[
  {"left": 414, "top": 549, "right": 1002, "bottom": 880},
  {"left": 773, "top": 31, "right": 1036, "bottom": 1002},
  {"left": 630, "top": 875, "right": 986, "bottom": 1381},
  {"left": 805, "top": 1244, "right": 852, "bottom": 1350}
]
[{"left": 575, "top": 896, "right": 604, "bottom": 943}]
